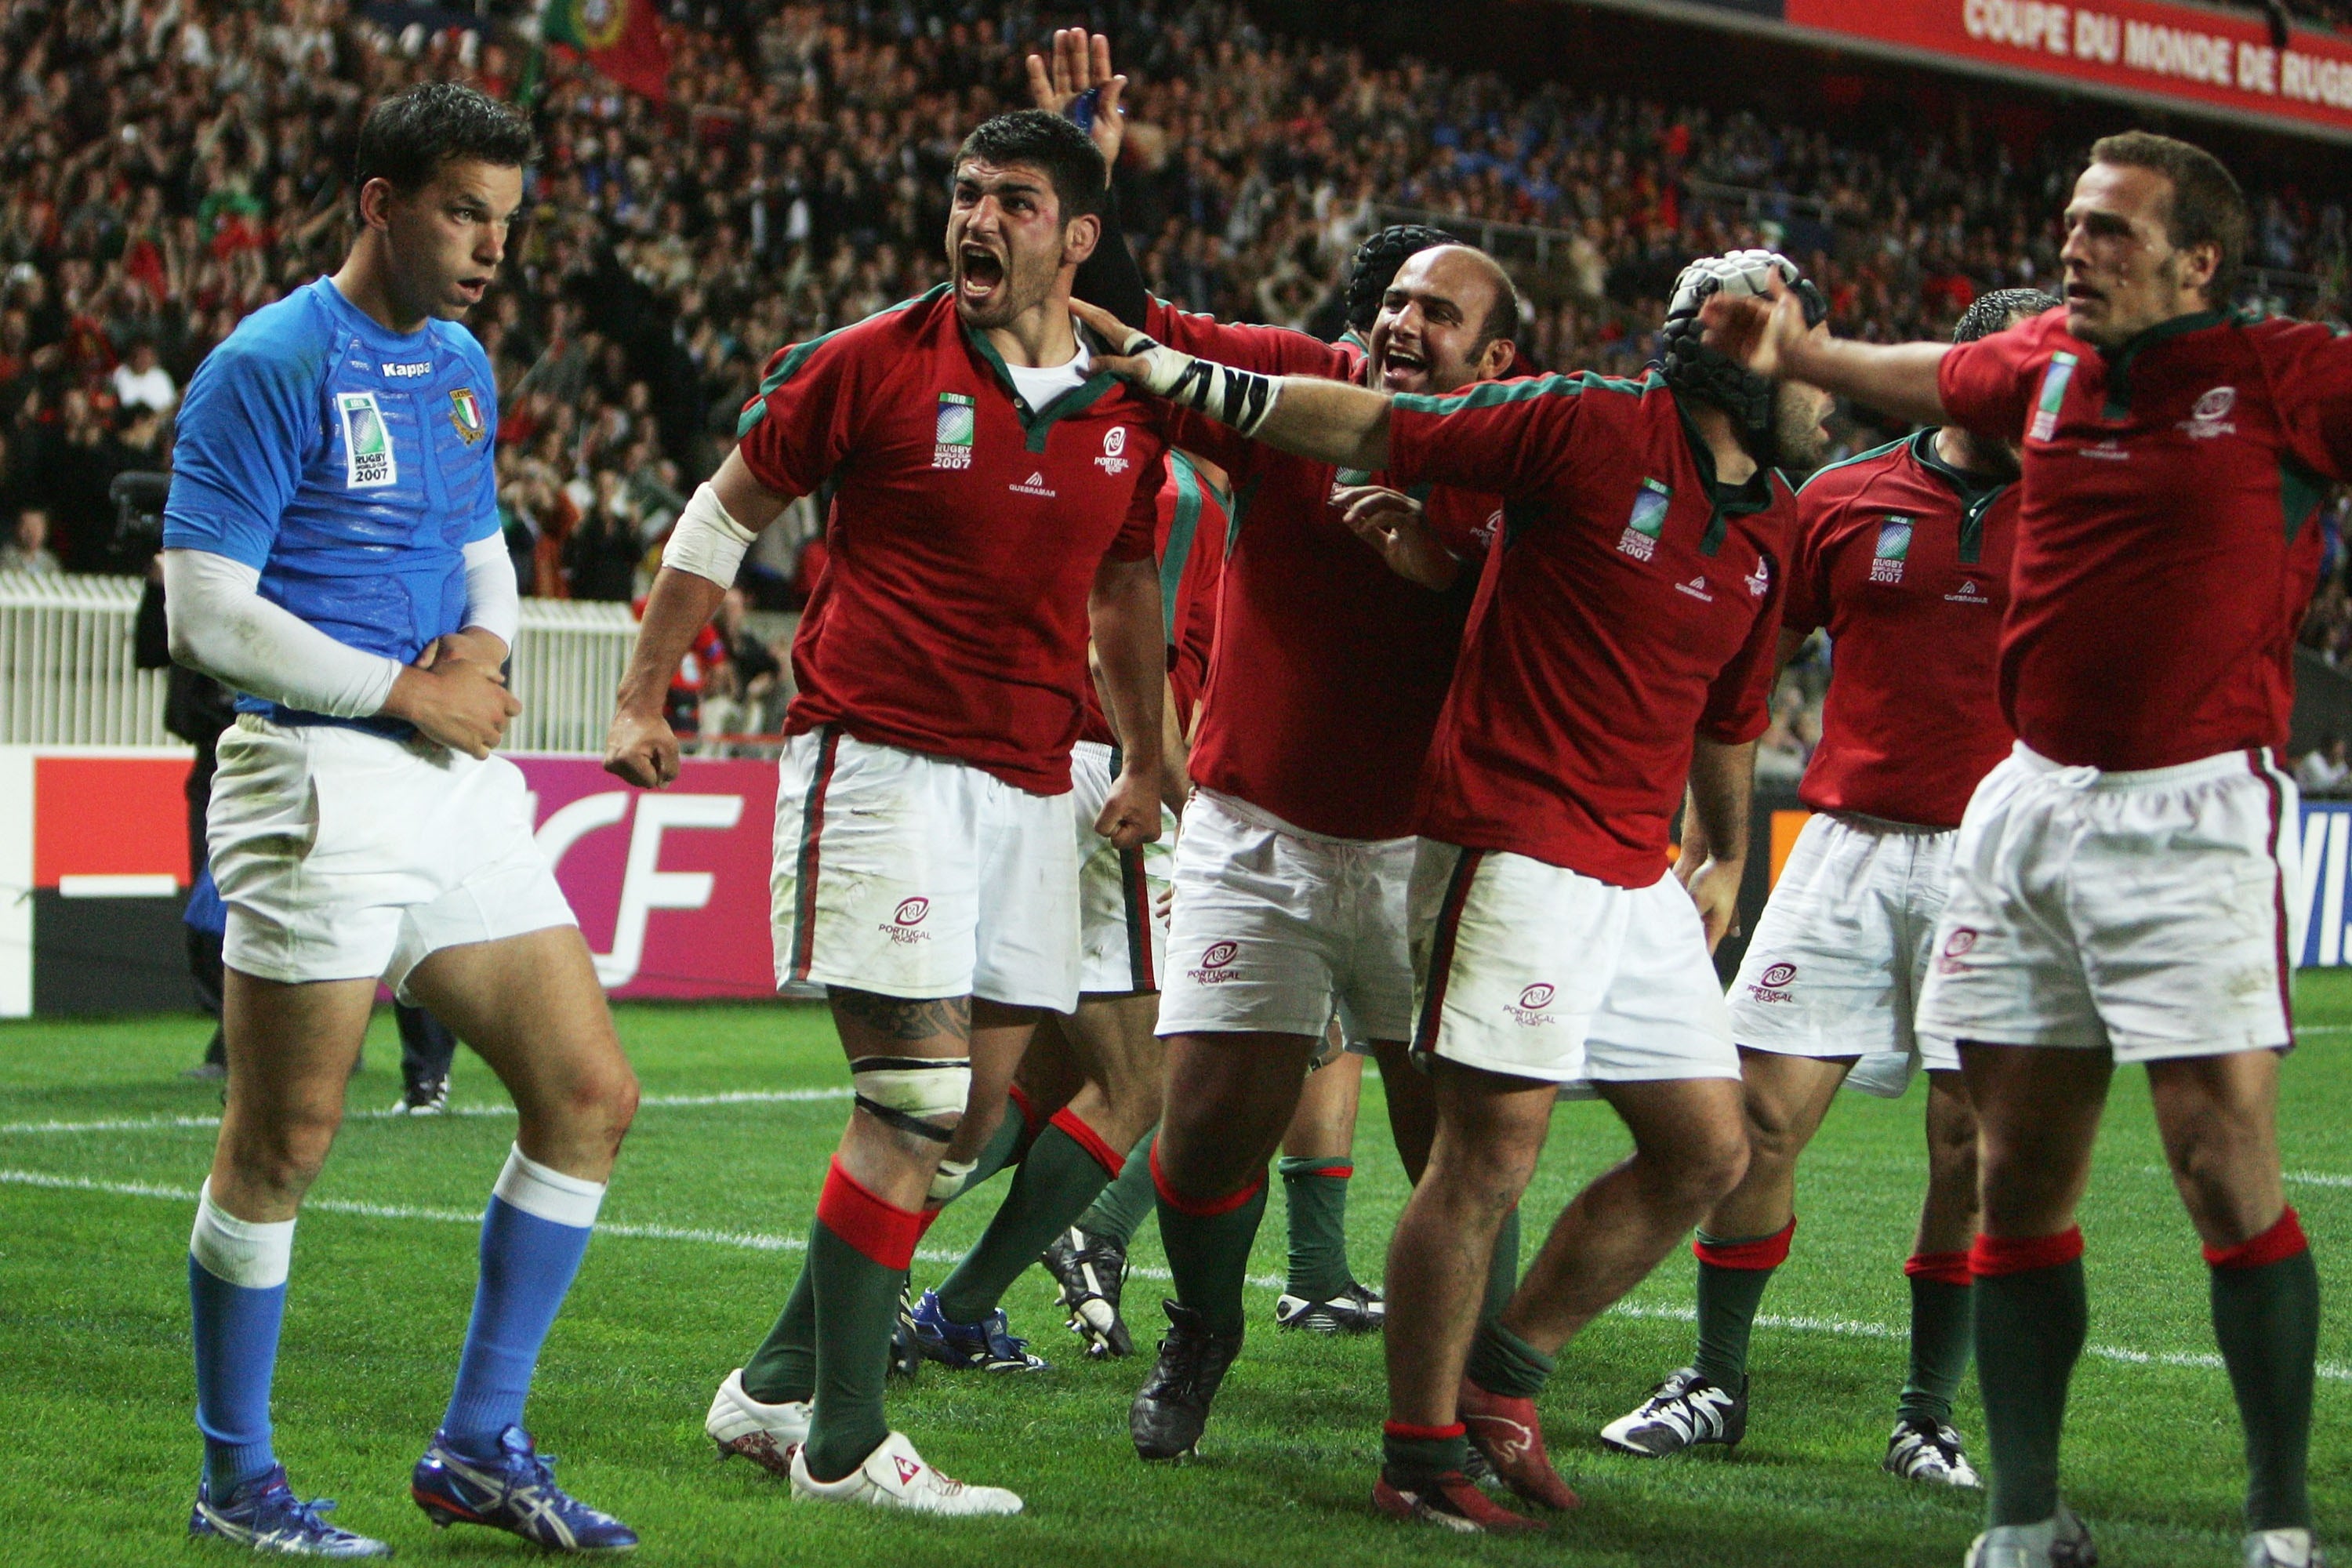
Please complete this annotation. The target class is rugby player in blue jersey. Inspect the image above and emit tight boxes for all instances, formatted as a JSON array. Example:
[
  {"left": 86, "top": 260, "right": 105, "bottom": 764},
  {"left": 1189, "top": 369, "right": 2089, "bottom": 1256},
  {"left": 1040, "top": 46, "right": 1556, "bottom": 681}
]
[{"left": 162, "top": 83, "right": 640, "bottom": 1556}]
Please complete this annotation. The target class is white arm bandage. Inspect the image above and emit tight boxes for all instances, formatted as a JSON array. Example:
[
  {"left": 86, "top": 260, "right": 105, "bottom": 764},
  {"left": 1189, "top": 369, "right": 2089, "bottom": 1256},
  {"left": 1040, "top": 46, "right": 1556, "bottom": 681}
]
[
  {"left": 660, "top": 481, "right": 758, "bottom": 589},
  {"left": 460, "top": 534, "right": 520, "bottom": 651},
  {"left": 162, "top": 548, "right": 403, "bottom": 718},
  {"left": 1094, "top": 321, "right": 1283, "bottom": 437}
]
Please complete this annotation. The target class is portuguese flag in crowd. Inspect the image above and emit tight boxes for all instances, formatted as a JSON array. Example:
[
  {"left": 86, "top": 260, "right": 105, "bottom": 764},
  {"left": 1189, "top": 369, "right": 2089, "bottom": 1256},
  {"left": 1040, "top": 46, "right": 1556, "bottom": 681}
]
[{"left": 540, "top": 0, "right": 670, "bottom": 105}]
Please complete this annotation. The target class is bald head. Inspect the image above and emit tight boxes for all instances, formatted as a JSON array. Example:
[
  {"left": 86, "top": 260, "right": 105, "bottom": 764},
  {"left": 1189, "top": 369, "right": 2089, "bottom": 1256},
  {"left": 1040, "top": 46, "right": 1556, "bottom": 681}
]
[{"left": 1370, "top": 245, "right": 1521, "bottom": 396}]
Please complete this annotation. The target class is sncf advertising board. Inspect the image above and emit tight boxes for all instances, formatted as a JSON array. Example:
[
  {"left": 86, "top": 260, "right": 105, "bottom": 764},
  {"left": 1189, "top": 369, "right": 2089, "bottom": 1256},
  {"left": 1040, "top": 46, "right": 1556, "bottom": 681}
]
[{"left": 0, "top": 748, "right": 781, "bottom": 1017}]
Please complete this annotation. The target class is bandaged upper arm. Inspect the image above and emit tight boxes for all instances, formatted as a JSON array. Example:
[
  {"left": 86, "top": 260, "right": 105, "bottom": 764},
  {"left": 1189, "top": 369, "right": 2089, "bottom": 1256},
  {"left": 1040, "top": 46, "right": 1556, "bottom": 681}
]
[
  {"left": 461, "top": 534, "right": 520, "bottom": 650},
  {"left": 162, "top": 548, "right": 403, "bottom": 718},
  {"left": 662, "top": 481, "right": 758, "bottom": 588}
]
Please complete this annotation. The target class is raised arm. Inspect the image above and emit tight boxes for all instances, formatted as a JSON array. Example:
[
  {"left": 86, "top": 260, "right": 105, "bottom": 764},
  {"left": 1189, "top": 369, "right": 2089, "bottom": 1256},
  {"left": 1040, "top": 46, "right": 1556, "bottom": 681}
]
[{"left": 1704, "top": 275, "right": 1950, "bottom": 428}]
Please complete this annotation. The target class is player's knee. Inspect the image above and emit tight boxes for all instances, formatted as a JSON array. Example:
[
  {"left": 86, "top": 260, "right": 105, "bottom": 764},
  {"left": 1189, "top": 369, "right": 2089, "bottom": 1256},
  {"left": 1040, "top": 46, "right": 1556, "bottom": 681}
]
[
  {"left": 1643, "top": 1120, "right": 1751, "bottom": 1215},
  {"left": 224, "top": 1111, "right": 340, "bottom": 1196},
  {"left": 854, "top": 1054, "right": 971, "bottom": 1149}
]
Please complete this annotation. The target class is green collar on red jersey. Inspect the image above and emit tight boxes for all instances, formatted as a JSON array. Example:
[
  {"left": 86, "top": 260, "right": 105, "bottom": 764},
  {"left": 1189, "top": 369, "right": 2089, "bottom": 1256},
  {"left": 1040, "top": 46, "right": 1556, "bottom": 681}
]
[
  {"left": 1907, "top": 427, "right": 2010, "bottom": 565},
  {"left": 960, "top": 315, "right": 1123, "bottom": 452},
  {"left": 1672, "top": 393, "right": 1778, "bottom": 557},
  {"left": 2096, "top": 307, "right": 2228, "bottom": 419}
]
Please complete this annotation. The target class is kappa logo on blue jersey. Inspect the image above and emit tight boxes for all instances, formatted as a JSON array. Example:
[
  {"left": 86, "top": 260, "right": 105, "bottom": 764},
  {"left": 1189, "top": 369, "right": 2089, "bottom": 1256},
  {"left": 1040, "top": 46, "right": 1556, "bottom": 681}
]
[
  {"left": 449, "top": 387, "right": 486, "bottom": 444},
  {"left": 337, "top": 392, "right": 396, "bottom": 488}
]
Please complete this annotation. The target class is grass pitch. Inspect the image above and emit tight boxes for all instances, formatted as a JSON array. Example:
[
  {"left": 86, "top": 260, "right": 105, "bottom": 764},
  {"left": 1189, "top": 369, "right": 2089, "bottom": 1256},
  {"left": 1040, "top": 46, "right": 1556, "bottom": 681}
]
[{"left": 2, "top": 982, "right": 2348, "bottom": 1567}]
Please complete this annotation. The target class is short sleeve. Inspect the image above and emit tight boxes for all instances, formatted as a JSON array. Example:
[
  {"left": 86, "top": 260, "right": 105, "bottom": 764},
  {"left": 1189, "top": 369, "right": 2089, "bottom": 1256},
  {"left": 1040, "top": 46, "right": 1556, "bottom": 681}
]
[
  {"left": 1699, "top": 544, "right": 1788, "bottom": 745},
  {"left": 162, "top": 336, "right": 318, "bottom": 568},
  {"left": 1385, "top": 375, "right": 1588, "bottom": 502},
  {"left": 1778, "top": 490, "right": 1838, "bottom": 640},
  {"left": 461, "top": 342, "right": 502, "bottom": 545},
  {"left": 1109, "top": 448, "right": 1167, "bottom": 563},
  {"left": 1936, "top": 321, "right": 2045, "bottom": 444},
  {"left": 2259, "top": 318, "right": 2352, "bottom": 484},
  {"left": 735, "top": 327, "right": 869, "bottom": 499}
]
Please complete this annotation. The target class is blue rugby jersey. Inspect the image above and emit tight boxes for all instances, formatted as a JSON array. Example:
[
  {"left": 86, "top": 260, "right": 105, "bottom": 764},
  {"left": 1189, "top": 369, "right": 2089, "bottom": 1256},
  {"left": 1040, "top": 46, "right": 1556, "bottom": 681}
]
[{"left": 163, "top": 277, "right": 501, "bottom": 726}]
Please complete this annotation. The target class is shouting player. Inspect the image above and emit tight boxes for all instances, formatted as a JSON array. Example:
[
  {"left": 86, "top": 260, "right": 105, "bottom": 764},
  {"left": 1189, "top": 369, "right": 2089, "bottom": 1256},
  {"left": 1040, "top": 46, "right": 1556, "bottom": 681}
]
[
  {"left": 165, "top": 84, "right": 639, "bottom": 1555},
  {"left": 1708, "top": 132, "right": 2343, "bottom": 1568},
  {"left": 1076, "top": 245, "right": 1833, "bottom": 1530},
  {"left": 1601, "top": 287, "right": 2057, "bottom": 1486},
  {"left": 608, "top": 109, "right": 1169, "bottom": 1518}
]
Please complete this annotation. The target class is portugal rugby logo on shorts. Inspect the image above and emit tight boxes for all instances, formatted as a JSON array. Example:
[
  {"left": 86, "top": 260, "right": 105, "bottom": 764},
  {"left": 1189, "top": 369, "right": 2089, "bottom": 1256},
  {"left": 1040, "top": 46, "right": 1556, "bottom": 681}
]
[
  {"left": 1748, "top": 962, "right": 1797, "bottom": 1004},
  {"left": 1505, "top": 982, "right": 1558, "bottom": 1026},
  {"left": 1189, "top": 940, "right": 1240, "bottom": 985},
  {"left": 1936, "top": 927, "right": 1978, "bottom": 975},
  {"left": 933, "top": 392, "right": 975, "bottom": 470},
  {"left": 337, "top": 391, "right": 396, "bottom": 488},
  {"left": 448, "top": 387, "right": 486, "bottom": 444},
  {"left": 881, "top": 896, "right": 932, "bottom": 945}
]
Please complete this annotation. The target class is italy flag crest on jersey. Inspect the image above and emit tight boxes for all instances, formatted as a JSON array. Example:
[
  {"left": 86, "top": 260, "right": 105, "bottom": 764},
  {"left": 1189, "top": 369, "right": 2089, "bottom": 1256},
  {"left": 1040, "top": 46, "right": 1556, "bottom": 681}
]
[{"left": 449, "top": 387, "right": 486, "bottom": 444}]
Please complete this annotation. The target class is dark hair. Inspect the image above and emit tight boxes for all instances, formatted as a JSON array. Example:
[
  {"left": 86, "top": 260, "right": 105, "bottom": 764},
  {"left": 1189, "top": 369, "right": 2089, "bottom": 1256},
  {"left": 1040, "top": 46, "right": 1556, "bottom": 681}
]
[
  {"left": 1475, "top": 285, "right": 1523, "bottom": 359},
  {"left": 353, "top": 82, "right": 535, "bottom": 214},
  {"left": 953, "top": 110, "right": 1107, "bottom": 223},
  {"left": 1955, "top": 288, "right": 2062, "bottom": 343},
  {"left": 2088, "top": 131, "right": 2248, "bottom": 307},
  {"left": 1346, "top": 224, "right": 1457, "bottom": 330}
]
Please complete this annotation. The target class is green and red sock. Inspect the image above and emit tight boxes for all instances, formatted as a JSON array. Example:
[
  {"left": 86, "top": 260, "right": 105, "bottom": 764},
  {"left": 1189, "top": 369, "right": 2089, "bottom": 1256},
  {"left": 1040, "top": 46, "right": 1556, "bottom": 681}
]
[
  {"left": 1899, "top": 1250, "right": 1974, "bottom": 1426},
  {"left": 803, "top": 1158, "right": 932, "bottom": 1482},
  {"left": 1690, "top": 1218, "right": 1794, "bottom": 1390},
  {"left": 1152, "top": 1138, "right": 1268, "bottom": 1338},
  {"left": 1971, "top": 1225, "right": 2086, "bottom": 1527},
  {"left": 2207, "top": 1207, "right": 2318, "bottom": 1532},
  {"left": 935, "top": 1107, "right": 1126, "bottom": 1323}
]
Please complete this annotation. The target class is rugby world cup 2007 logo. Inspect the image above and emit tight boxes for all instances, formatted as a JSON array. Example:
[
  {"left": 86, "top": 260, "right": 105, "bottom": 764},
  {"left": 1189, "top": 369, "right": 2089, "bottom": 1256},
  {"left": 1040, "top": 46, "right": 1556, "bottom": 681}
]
[
  {"left": 1189, "top": 939, "right": 1240, "bottom": 985},
  {"left": 1505, "top": 982, "right": 1559, "bottom": 1026},
  {"left": 881, "top": 895, "right": 931, "bottom": 945},
  {"left": 1747, "top": 961, "right": 1797, "bottom": 1004},
  {"left": 933, "top": 392, "right": 975, "bottom": 470}
]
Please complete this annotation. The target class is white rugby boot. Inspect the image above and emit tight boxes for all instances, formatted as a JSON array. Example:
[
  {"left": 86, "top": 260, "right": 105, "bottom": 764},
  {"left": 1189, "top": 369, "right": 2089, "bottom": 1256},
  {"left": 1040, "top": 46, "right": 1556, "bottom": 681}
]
[
  {"left": 1964, "top": 1501, "right": 2097, "bottom": 1567},
  {"left": 789, "top": 1430, "right": 1022, "bottom": 1515},
  {"left": 2245, "top": 1528, "right": 2326, "bottom": 1568},
  {"left": 1884, "top": 1416, "right": 1982, "bottom": 1488},
  {"left": 704, "top": 1368, "right": 810, "bottom": 1479}
]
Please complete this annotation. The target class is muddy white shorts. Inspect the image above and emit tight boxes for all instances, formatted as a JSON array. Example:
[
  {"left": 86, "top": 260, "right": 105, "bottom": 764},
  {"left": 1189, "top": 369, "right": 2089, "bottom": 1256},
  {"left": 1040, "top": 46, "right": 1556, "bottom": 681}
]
[
  {"left": 771, "top": 727, "right": 1080, "bottom": 1011},
  {"left": 1155, "top": 788, "right": 1417, "bottom": 1044},
  {"left": 1730, "top": 812, "right": 1963, "bottom": 1098},
  {"left": 1072, "top": 739, "right": 1175, "bottom": 994},
  {"left": 1410, "top": 841, "right": 1738, "bottom": 1095},
  {"left": 1913, "top": 743, "right": 2299, "bottom": 1063},
  {"left": 206, "top": 714, "right": 576, "bottom": 998}
]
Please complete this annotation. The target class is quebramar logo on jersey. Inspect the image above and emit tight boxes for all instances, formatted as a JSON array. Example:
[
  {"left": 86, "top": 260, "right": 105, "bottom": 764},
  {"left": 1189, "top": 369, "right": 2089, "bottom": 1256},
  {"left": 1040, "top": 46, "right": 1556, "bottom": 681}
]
[
  {"left": 1871, "top": 518, "right": 1912, "bottom": 585},
  {"left": 448, "top": 388, "right": 486, "bottom": 444},
  {"left": 2028, "top": 352, "right": 2078, "bottom": 443},
  {"left": 1097, "top": 424, "right": 1131, "bottom": 475},
  {"left": 1618, "top": 477, "right": 1671, "bottom": 561},
  {"left": 337, "top": 391, "right": 396, "bottom": 488},
  {"left": 934, "top": 392, "right": 975, "bottom": 470}
]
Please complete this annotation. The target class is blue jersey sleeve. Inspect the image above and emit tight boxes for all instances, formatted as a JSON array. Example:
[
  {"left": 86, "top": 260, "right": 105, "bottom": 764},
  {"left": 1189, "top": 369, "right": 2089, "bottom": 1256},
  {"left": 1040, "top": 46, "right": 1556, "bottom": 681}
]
[
  {"left": 455, "top": 330, "right": 502, "bottom": 546},
  {"left": 162, "top": 332, "right": 325, "bottom": 568}
]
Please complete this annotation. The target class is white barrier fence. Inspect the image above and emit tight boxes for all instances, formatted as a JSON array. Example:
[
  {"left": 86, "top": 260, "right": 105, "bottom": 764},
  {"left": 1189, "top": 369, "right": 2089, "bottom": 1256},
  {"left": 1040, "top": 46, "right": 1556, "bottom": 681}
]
[{"left": 0, "top": 572, "right": 639, "bottom": 753}]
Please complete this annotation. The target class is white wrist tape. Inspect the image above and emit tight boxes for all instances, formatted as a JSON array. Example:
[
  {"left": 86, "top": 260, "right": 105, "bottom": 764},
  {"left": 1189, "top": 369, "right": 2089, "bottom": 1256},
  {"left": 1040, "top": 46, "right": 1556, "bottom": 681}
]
[
  {"left": 1100, "top": 323, "right": 1283, "bottom": 437},
  {"left": 661, "top": 481, "right": 758, "bottom": 589}
]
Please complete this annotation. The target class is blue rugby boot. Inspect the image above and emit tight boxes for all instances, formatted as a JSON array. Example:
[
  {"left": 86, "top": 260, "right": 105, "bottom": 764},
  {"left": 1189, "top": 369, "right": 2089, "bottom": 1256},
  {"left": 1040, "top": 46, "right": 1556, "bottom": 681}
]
[
  {"left": 411, "top": 1426, "right": 636, "bottom": 1552},
  {"left": 189, "top": 1466, "right": 392, "bottom": 1557},
  {"left": 908, "top": 1287, "right": 1048, "bottom": 1371}
]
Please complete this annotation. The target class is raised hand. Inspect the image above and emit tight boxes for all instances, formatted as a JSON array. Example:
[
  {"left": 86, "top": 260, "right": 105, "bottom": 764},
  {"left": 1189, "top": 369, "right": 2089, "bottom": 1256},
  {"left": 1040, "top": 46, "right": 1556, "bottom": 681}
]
[
  {"left": 1025, "top": 28, "right": 1126, "bottom": 175},
  {"left": 1699, "top": 271, "right": 1807, "bottom": 379}
]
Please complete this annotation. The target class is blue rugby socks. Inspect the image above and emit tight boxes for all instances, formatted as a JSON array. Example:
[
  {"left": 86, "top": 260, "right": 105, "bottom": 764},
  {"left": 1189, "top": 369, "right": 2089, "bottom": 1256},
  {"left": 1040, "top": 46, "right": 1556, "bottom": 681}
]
[{"left": 190, "top": 1182, "right": 295, "bottom": 1497}]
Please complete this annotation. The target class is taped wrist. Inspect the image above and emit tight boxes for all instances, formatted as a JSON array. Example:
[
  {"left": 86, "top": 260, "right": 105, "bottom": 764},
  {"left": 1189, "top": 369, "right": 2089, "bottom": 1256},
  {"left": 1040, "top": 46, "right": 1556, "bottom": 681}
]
[
  {"left": 1103, "top": 325, "right": 1283, "bottom": 437},
  {"left": 661, "top": 481, "right": 757, "bottom": 588},
  {"left": 851, "top": 1055, "right": 971, "bottom": 1143}
]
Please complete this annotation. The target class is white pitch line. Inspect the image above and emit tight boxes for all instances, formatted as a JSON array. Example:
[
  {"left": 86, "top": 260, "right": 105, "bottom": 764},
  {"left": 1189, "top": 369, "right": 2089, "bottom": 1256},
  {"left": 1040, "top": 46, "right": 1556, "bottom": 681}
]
[
  {"left": 2, "top": 1168, "right": 2314, "bottom": 1374},
  {"left": 0, "top": 1087, "right": 852, "bottom": 1138}
]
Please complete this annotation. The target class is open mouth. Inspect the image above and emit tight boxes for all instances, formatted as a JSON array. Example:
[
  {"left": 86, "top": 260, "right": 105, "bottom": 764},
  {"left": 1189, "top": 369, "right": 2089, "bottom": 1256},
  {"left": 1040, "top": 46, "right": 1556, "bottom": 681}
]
[
  {"left": 957, "top": 245, "right": 1005, "bottom": 299},
  {"left": 2064, "top": 281, "right": 2103, "bottom": 307},
  {"left": 1381, "top": 346, "right": 1429, "bottom": 391},
  {"left": 455, "top": 278, "right": 488, "bottom": 303}
]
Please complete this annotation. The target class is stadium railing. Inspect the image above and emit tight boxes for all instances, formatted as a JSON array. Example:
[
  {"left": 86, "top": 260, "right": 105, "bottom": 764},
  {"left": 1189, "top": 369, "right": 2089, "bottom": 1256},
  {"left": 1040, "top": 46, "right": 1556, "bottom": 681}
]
[{"left": 0, "top": 572, "right": 641, "bottom": 753}]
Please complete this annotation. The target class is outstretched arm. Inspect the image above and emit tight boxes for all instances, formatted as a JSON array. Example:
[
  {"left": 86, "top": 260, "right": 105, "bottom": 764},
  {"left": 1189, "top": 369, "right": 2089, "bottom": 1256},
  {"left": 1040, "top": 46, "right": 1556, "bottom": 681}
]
[
  {"left": 604, "top": 448, "right": 790, "bottom": 787},
  {"left": 1704, "top": 276, "right": 1949, "bottom": 427},
  {"left": 1074, "top": 298, "right": 1392, "bottom": 470}
]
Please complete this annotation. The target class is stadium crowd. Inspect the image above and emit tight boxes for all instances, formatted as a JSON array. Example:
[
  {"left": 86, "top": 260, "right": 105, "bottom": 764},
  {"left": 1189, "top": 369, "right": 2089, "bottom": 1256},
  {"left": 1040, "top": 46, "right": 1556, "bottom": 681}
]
[{"left": 1, "top": 0, "right": 2347, "bottom": 757}]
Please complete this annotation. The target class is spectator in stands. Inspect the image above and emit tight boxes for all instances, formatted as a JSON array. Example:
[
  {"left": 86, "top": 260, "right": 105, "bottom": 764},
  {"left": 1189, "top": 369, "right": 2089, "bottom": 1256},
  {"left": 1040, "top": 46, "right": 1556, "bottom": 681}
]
[
  {"left": 110, "top": 339, "right": 176, "bottom": 415},
  {"left": 2299, "top": 734, "right": 2352, "bottom": 797},
  {"left": 696, "top": 586, "right": 784, "bottom": 754},
  {"left": 0, "top": 504, "right": 59, "bottom": 573}
]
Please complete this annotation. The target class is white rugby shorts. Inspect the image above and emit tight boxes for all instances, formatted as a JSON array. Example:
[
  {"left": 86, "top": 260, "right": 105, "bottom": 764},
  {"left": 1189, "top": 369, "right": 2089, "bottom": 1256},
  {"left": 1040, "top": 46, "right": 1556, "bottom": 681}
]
[
  {"left": 771, "top": 728, "right": 1080, "bottom": 1011},
  {"left": 1071, "top": 739, "right": 1174, "bottom": 995},
  {"left": 206, "top": 714, "right": 577, "bottom": 998},
  {"left": 1914, "top": 743, "right": 2299, "bottom": 1063},
  {"left": 1156, "top": 788, "right": 1417, "bottom": 1043},
  {"left": 1409, "top": 841, "right": 1738, "bottom": 1094},
  {"left": 1729, "top": 812, "right": 1963, "bottom": 1098}
]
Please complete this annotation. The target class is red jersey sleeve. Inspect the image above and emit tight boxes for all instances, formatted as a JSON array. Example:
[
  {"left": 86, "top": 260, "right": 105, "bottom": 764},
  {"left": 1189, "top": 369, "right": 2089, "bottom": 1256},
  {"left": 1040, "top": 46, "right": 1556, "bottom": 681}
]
[
  {"left": 1145, "top": 300, "right": 1359, "bottom": 476},
  {"left": 734, "top": 325, "right": 873, "bottom": 499},
  {"left": 1109, "top": 450, "right": 1167, "bottom": 563},
  {"left": 2256, "top": 318, "right": 2352, "bottom": 484},
  {"left": 1935, "top": 314, "right": 2053, "bottom": 444},
  {"left": 1385, "top": 375, "right": 1587, "bottom": 501},
  {"left": 1698, "top": 553, "right": 1788, "bottom": 746},
  {"left": 1779, "top": 485, "right": 1839, "bottom": 640}
]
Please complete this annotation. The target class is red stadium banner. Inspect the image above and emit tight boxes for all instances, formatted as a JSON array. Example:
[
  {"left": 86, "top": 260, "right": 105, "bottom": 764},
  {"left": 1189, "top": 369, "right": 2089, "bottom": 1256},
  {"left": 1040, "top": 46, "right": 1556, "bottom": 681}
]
[{"left": 1784, "top": 0, "right": 2352, "bottom": 136}]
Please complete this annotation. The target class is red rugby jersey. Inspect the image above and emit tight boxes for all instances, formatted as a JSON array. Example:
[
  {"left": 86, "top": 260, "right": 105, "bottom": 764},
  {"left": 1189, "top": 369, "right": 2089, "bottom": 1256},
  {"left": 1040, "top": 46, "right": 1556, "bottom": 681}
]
[
  {"left": 1080, "top": 447, "right": 1228, "bottom": 746},
  {"left": 1940, "top": 307, "right": 2352, "bottom": 771},
  {"left": 1788, "top": 430, "right": 2018, "bottom": 827},
  {"left": 736, "top": 286, "right": 1165, "bottom": 793},
  {"left": 1387, "top": 371, "right": 1794, "bottom": 886},
  {"left": 1145, "top": 303, "right": 1502, "bottom": 840}
]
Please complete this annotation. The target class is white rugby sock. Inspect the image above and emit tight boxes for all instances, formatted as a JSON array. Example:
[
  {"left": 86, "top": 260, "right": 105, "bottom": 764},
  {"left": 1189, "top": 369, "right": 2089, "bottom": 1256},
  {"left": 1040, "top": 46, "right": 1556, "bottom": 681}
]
[{"left": 190, "top": 1180, "right": 296, "bottom": 1288}]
